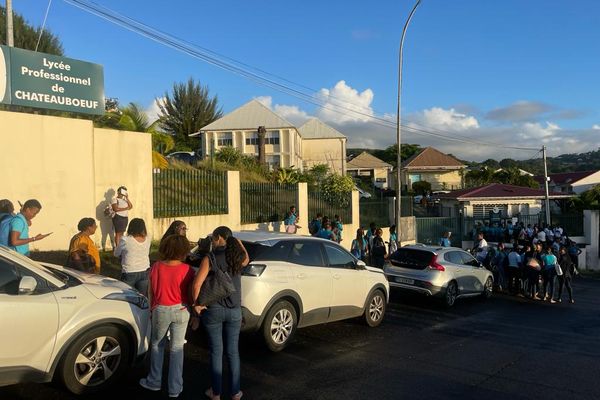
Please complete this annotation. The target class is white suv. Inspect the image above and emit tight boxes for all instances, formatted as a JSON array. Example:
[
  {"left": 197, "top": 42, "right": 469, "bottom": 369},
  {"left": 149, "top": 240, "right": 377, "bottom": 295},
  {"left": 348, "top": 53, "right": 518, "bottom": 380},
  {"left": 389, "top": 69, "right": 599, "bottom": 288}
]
[
  {"left": 236, "top": 232, "right": 389, "bottom": 351},
  {"left": 0, "top": 247, "right": 150, "bottom": 394}
]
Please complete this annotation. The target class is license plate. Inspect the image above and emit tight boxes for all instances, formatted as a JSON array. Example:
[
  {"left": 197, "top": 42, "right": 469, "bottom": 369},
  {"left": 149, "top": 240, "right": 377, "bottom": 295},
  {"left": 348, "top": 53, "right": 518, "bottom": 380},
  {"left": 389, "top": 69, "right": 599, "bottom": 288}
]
[{"left": 396, "top": 277, "right": 414, "bottom": 285}]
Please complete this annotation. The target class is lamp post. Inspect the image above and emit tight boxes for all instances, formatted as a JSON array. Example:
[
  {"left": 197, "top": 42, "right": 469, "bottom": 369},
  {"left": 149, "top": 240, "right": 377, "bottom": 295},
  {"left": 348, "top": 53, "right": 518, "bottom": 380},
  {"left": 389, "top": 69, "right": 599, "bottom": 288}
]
[{"left": 395, "top": 0, "right": 422, "bottom": 237}]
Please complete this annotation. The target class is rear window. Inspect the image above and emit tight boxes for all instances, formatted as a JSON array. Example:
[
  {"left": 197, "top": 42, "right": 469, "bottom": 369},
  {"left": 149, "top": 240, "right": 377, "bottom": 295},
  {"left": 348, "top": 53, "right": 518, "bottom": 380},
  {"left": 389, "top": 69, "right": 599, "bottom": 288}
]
[
  {"left": 243, "top": 240, "right": 291, "bottom": 262},
  {"left": 389, "top": 248, "right": 434, "bottom": 269}
]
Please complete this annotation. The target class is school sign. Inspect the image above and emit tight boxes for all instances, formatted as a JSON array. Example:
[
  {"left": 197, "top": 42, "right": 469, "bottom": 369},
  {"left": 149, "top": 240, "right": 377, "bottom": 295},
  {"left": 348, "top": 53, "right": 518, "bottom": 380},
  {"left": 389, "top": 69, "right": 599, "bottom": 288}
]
[{"left": 0, "top": 45, "right": 104, "bottom": 115}]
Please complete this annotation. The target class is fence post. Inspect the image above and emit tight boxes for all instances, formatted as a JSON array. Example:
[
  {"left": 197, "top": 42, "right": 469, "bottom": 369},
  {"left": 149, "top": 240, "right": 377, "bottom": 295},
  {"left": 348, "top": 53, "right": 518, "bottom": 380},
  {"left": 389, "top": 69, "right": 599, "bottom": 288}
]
[
  {"left": 226, "top": 171, "right": 241, "bottom": 231},
  {"left": 297, "top": 182, "right": 309, "bottom": 236}
]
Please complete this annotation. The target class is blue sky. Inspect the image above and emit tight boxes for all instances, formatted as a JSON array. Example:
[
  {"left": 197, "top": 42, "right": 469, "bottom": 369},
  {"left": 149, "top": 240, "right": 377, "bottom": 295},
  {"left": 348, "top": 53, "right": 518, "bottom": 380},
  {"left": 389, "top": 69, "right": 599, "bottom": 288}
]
[{"left": 11, "top": 0, "right": 600, "bottom": 161}]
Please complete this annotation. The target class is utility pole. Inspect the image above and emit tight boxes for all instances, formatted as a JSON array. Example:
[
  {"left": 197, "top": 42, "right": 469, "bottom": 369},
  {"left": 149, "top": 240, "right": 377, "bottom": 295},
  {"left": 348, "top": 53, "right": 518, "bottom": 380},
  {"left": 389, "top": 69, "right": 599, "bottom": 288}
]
[
  {"left": 6, "top": 0, "right": 14, "bottom": 47},
  {"left": 395, "top": 0, "right": 422, "bottom": 238},
  {"left": 542, "top": 145, "right": 551, "bottom": 226}
]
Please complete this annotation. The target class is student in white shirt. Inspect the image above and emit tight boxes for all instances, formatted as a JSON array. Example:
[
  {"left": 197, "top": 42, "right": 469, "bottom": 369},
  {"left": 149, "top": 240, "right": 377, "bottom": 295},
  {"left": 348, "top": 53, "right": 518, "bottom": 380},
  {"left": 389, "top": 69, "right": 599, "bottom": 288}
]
[{"left": 115, "top": 218, "right": 151, "bottom": 296}]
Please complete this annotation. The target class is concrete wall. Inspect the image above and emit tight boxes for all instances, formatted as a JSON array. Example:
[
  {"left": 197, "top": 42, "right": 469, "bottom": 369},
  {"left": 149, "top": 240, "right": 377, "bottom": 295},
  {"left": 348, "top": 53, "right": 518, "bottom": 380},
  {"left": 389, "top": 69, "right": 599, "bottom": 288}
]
[
  {"left": 583, "top": 210, "right": 599, "bottom": 271},
  {"left": 0, "top": 110, "right": 153, "bottom": 251}
]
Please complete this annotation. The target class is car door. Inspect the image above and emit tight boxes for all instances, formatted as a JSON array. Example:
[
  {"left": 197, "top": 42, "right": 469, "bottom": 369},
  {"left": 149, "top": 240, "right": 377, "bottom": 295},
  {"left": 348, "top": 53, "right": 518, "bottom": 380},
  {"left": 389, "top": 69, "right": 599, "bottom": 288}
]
[
  {"left": 287, "top": 240, "right": 332, "bottom": 326},
  {"left": 459, "top": 251, "right": 487, "bottom": 292},
  {"left": 443, "top": 251, "right": 473, "bottom": 293},
  {"left": 0, "top": 256, "right": 59, "bottom": 374},
  {"left": 323, "top": 243, "right": 368, "bottom": 321}
]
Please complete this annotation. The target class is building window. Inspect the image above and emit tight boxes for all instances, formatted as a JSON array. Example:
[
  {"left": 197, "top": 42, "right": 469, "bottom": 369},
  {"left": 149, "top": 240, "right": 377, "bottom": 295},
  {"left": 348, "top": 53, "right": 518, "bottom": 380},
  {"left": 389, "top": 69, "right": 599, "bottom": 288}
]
[
  {"left": 217, "top": 132, "right": 233, "bottom": 147},
  {"left": 375, "top": 178, "right": 387, "bottom": 183},
  {"left": 244, "top": 130, "right": 279, "bottom": 145},
  {"left": 245, "top": 133, "right": 259, "bottom": 145}
]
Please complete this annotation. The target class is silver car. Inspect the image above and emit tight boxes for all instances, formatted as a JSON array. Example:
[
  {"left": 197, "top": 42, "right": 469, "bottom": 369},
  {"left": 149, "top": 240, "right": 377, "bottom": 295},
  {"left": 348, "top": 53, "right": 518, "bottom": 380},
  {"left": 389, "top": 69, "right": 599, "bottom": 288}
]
[{"left": 384, "top": 245, "right": 494, "bottom": 307}]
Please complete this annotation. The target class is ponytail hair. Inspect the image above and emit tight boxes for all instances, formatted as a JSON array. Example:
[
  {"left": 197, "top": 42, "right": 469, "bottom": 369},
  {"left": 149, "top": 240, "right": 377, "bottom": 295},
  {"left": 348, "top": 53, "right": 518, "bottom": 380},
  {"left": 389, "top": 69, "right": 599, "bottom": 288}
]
[{"left": 213, "top": 226, "right": 246, "bottom": 275}]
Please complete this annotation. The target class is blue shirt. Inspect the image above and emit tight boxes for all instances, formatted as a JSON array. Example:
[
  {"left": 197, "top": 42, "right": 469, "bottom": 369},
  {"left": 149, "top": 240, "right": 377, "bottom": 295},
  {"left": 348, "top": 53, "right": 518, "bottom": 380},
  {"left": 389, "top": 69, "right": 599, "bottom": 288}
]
[
  {"left": 284, "top": 211, "right": 297, "bottom": 226},
  {"left": 8, "top": 214, "right": 30, "bottom": 255},
  {"left": 508, "top": 251, "right": 521, "bottom": 267},
  {"left": 440, "top": 237, "right": 451, "bottom": 247},
  {"left": 316, "top": 228, "right": 334, "bottom": 241},
  {"left": 541, "top": 253, "right": 557, "bottom": 270}
]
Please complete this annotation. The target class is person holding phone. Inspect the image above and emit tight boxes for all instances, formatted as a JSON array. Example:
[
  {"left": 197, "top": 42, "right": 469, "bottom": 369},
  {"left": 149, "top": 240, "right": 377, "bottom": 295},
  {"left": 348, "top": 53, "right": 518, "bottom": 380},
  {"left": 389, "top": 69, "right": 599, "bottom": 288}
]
[
  {"left": 8, "top": 199, "right": 51, "bottom": 256},
  {"left": 112, "top": 186, "right": 133, "bottom": 247}
]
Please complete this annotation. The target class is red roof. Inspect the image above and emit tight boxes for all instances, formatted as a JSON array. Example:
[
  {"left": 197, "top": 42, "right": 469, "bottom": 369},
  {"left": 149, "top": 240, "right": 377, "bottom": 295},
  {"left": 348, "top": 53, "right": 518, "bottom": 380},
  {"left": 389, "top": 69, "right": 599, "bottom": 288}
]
[
  {"left": 533, "top": 171, "right": 597, "bottom": 185},
  {"left": 437, "top": 183, "right": 569, "bottom": 200}
]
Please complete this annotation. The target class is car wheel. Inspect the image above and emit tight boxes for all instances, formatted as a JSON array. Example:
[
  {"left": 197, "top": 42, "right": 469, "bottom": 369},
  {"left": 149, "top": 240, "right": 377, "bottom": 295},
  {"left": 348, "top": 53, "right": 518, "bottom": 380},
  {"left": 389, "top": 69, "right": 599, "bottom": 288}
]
[
  {"left": 444, "top": 281, "right": 458, "bottom": 307},
  {"left": 364, "top": 289, "right": 386, "bottom": 327},
  {"left": 59, "top": 325, "right": 131, "bottom": 395},
  {"left": 482, "top": 277, "right": 493, "bottom": 299},
  {"left": 262, "top": 301, "right": 297, "bottom": 352}
]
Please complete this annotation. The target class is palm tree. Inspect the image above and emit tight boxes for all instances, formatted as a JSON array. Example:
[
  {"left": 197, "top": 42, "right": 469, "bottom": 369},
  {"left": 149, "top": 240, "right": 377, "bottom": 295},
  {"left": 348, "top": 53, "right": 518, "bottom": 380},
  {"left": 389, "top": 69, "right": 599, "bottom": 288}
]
[{"left": 158, "top": 78, "right": 223, "bottom": 151}]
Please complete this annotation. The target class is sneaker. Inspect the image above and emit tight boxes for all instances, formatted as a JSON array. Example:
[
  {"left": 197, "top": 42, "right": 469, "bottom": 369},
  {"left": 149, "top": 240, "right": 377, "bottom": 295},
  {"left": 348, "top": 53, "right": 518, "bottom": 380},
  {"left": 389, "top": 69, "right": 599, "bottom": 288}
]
[
  {"left": 570, "top": 299, "right": 575, "bottom": 304},
  {"left": 139, "top": 378, "right": 161, "bottom": 392},
  {"left": 550, "top": 299, "right": 557, "bottom": 304},
  {"left": 206, "top": 388, "right": 221, "bottom": 400},
  {"left": 557, "top": 299, "right": 562, "bottom": 303},
  {"left": 232, "top": 391, "right": 243, "bottom": 400},
  {"left": 169, "top": 392, "right": 181, "bottom": 398}
]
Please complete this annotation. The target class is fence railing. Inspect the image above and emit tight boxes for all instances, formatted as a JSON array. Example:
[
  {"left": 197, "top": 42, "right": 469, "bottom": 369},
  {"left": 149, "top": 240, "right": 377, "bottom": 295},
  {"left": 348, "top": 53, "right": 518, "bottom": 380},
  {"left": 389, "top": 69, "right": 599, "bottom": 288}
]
[
  {"left": 240, "top": 183, "right": 298, "bottom": 224},
  {"left": 416, "top": 217, "right": 463, "bottom": 246},
  {"left": 552, "top": 213, "right": 584, "bottom": 236},
  {"left": 308, "top": 190, "right": 352, "bottom": 224},
  {"left": 153, "top": 169, "right": 228, "bottom": 218},
  {"left": 359, "top": 196, "right": 413, "bottom": 228}
]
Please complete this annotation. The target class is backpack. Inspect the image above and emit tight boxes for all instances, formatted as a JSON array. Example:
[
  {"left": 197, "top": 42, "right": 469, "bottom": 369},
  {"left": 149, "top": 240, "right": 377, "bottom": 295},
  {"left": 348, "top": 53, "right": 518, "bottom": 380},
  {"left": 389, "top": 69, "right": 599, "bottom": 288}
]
[
  {"left": 104, "top": 203, "right": 115, "bottom": 218},
  {"left": 308, "top": 219, "right": 319, "bottom": 235}
]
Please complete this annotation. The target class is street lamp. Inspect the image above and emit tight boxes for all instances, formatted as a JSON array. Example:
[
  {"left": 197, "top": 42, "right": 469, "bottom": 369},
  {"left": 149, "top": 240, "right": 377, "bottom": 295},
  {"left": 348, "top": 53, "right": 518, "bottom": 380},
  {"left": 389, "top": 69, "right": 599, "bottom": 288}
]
[{"left": 395, "top": 0, "right": 422, "bottom": 239}]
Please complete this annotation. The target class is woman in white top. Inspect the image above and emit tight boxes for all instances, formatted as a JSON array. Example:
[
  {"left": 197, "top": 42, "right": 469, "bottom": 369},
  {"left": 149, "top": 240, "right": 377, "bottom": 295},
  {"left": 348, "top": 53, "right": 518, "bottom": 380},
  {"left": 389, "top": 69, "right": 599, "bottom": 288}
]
[{"left": 115, "top": 218, "right": 151, "bottom": 296}]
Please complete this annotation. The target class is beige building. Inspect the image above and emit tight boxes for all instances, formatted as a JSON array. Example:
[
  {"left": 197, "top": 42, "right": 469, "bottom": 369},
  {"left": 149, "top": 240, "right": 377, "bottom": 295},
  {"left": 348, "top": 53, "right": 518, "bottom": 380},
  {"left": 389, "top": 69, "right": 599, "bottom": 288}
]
[
  {"left": 192, "top": 100, "right": 347, "bottom": 173},
  {"left": 298, "top": 119, "right": 347, "bottom": 174},
  {"left": 401, "top": 147, "right": 465, "bottom": 191},
  {"left": 347, "top": 152, "right": 393, "bottom": 189}
]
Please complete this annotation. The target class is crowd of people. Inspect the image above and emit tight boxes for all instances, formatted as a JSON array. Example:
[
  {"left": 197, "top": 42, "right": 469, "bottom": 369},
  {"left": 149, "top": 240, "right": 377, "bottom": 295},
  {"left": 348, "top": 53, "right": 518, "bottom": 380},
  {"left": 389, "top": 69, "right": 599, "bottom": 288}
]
[
  {"left": 1, "top": 190, "right": 246, "bottom": 399},
  {"left": 471, "top": 222, "right": 581, "bottom": 304}
]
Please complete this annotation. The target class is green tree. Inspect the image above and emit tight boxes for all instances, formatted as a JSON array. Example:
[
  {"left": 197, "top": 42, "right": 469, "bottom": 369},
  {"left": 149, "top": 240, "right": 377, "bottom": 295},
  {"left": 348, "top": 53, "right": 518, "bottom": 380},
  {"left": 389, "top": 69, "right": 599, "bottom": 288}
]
[
  {"left": 0, "top": 6, "right": 63, "bottom": 55},
  {"left": 412, "top": 180, "right": 431, "bottom": 195},
  {"left": 158, "top": 78, "right": 223, "bottom": 151}
]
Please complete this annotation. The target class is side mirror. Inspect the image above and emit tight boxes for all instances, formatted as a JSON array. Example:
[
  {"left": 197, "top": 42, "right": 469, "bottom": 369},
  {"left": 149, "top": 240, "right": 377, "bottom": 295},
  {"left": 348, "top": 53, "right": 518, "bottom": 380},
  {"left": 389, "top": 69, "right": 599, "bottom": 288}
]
[
  {"left": 356, "top": 260, "right": 367, "bottom": 270},
  {"left": 19, "top": 276, "right": 38, "bottom": 295}
]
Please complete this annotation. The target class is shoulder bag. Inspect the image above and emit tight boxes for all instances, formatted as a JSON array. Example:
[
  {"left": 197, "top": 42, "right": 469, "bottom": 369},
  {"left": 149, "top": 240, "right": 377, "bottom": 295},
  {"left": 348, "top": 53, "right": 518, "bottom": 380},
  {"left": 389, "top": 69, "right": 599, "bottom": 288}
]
[{"left": 197, "top": 253, "right": 236, "bottom": 306}]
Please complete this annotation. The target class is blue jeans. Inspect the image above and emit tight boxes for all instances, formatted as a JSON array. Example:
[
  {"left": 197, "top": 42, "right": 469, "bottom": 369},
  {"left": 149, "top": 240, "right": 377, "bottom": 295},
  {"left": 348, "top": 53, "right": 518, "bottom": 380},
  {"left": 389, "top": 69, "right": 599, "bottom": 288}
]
[
  {"left": 202, "top": 305, "right": 242, "bottom": 396},
  {"left": 145, "top": 304, "right": 190, "bottom": 396},
  {"left": 121, "top": 270, "right": 149, "bottom": 296},
  {"left": 542, "top": 268, "right": 557, "bottom": 299}
]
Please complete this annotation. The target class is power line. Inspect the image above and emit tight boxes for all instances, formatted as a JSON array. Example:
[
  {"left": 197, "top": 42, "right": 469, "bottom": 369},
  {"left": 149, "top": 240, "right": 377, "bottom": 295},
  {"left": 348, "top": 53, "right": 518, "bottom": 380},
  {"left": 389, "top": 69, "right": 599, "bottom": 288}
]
[{"left": 63, "top": 0, "right": 540, "bottom": 152}]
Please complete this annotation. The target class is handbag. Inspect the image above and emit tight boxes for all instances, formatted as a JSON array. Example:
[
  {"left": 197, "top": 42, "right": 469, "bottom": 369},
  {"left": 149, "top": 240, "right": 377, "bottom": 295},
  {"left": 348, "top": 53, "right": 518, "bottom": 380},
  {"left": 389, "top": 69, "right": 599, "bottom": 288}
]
[
  {"left": 197, "top": 253, "right": 236, "bottom": 306},
  {"left": 554, "top": 264, "right": 563, "bottom": 276}
]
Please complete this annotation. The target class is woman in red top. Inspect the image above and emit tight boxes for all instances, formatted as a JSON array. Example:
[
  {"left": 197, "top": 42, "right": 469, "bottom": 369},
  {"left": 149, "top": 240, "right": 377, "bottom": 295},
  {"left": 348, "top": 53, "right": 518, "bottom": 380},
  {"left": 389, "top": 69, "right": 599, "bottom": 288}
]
[{"left": 139, "top": 234, "right": 195, "bottom": 398}]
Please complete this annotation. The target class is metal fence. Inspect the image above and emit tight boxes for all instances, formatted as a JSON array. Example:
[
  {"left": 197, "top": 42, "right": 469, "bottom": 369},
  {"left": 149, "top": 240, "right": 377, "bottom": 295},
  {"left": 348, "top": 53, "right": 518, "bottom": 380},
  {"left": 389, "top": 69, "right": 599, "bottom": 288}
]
[
  {"left": 552, "top": 213, "right": 584, "bottom": 236},
  {"left": 153, "top": 169, "right": 228, "bottom": 218},
  {"left": 359, "top": 196, "right": 413, "bottom": 228},
  {"left": 308, "top": 190, "right": 353, "bottom": 223},
  {"left": 415, "top": 217, "right": 463, "bottom": 246},
  {"left": 240, "top": 183, "right": 298, "bottom": 224}
]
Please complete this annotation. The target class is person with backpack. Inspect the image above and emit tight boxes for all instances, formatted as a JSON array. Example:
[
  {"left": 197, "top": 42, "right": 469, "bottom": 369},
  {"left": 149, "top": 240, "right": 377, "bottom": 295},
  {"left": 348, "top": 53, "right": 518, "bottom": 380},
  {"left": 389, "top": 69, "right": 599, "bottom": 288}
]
[
  {"left": 4, "top": 199, "right": 51, "bottom": 255},
  {"left": 308, "top": 213, "right": 323, "bottom": 236},
  {"left": 371, "top": 228, "right": 387, "bottom": 268}
]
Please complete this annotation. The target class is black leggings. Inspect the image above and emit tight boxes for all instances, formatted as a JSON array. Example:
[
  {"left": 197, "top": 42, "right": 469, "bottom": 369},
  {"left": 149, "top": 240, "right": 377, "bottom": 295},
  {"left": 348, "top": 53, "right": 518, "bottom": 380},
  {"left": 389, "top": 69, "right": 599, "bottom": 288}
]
[{"left": 557, "top": 276, "right": 573, "bottom": 302}]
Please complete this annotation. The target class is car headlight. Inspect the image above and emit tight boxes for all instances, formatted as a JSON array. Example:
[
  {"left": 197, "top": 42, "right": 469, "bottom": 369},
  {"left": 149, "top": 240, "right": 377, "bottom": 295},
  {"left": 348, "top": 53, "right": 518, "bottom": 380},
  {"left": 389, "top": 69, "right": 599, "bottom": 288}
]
[{"left": 103, "top": 291, "right": 149, "bottom": 309}]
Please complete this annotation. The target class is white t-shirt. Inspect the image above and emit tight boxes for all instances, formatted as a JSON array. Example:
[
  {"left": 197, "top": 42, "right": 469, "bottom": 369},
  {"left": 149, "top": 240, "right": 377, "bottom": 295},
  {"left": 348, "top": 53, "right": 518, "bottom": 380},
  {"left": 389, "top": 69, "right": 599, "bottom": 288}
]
[
  {"left": 537, "top": 230, "right": 546, "bottom": 242},
  {"left": 111, "top": 197, "right": 129, "bottom": 217},
  {"left": 114, "top": 235, "right": 151, "bottom": 273},
  {"left": 477, "top": 238, "right": 488, "bottom": 259}
]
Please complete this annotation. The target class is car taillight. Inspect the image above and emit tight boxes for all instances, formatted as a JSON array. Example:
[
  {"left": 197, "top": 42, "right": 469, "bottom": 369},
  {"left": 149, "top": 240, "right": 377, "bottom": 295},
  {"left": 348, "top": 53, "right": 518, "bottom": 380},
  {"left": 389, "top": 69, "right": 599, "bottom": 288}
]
[
  {"left": 429, "top": 255, "right": 445, "bottom": 271},
  {"left": 242, "top": 263, "right": 267, "bottom": 277}
]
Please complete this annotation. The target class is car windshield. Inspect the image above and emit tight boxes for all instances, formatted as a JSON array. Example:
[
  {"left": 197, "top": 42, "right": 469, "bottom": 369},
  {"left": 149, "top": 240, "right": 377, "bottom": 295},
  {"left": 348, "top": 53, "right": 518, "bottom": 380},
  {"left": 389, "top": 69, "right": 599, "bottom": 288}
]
[{"left": 243, "top": 240, "right": 291, "bottom": 262}]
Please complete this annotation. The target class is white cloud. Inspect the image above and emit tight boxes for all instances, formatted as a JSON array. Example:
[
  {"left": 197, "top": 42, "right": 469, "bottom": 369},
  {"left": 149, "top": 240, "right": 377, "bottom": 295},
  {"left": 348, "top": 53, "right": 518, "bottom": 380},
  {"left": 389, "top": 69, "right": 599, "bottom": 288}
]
[
  {"left": 409, "top": 107, "right": 480, "bottom": 131},
  {"left": 316, "top": 80, "right": 374, "bottom": 124},
  {"left": 145, "top": 97, "right": 165, "bottom": 122},
  {"left": 253, "top": 84, "right": 598, "bottom": 161},
  {"left": 254, "top": 96, "right": 310, "bottom": 125}
]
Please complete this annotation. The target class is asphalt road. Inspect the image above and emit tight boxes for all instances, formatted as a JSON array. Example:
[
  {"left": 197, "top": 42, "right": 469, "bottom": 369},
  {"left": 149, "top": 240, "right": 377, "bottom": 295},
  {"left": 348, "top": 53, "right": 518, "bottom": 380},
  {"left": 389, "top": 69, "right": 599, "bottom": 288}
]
[{"left": 2, "top": 277, "right": 600, "bottom": 400}]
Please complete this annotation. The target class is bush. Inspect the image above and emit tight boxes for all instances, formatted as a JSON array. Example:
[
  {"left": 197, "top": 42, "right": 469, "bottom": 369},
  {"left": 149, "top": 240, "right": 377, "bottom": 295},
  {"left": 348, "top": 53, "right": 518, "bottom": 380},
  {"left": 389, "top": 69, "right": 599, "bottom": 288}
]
[{"left": 412, "top": 180, "right": 431, "bottom": 195}]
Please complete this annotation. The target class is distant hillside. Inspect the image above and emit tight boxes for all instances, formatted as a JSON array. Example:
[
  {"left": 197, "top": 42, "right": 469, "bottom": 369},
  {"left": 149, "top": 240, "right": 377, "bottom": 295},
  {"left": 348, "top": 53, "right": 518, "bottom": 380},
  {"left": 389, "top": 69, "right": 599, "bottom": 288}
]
[{"left": 347, "top": 146, "right": 600, "bottom": 175}]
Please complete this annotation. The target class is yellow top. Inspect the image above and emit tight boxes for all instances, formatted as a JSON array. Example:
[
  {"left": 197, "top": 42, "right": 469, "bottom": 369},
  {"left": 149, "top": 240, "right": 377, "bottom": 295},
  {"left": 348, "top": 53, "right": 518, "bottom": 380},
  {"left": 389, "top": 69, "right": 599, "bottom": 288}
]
[{"left": 69, "top": 233, "right": 101, "bottom": 274}]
